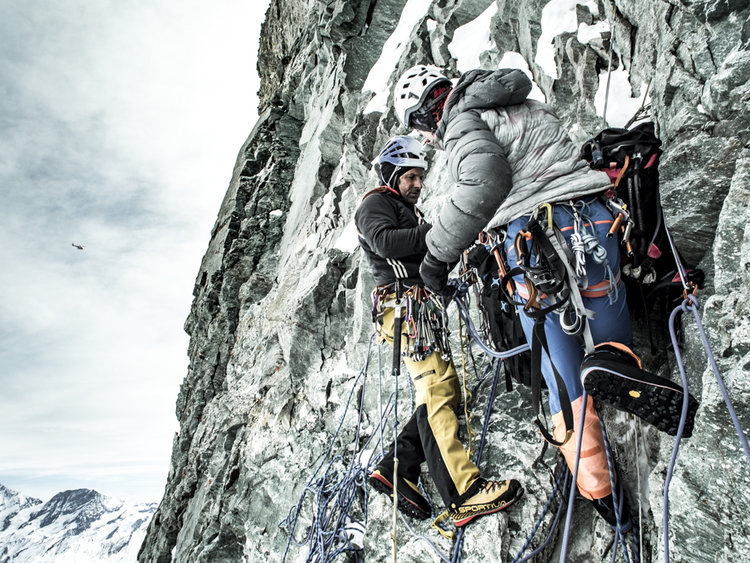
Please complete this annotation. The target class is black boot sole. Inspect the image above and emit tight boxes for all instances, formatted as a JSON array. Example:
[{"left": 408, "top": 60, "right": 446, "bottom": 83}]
[
  {"left": 368, "top": 473, "right": 431, "bottom": 521},
  {"left": 582, "top": 363, "right": 698, "bottom": 437}
]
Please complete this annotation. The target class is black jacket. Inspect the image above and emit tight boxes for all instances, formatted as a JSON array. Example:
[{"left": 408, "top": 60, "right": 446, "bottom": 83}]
[{"left": 354, "top": 186, "right": 431, "bottom": 286}]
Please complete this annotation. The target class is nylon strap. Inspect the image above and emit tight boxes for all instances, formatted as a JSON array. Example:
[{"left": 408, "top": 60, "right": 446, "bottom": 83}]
[{"left": 506, "top": 208, "right": 598, "bottom": 446}]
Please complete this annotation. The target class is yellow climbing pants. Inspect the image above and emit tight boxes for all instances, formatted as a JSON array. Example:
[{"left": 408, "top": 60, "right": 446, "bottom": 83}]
[{"left": 377, "top": 296, "right": 480, "bottom": 505}]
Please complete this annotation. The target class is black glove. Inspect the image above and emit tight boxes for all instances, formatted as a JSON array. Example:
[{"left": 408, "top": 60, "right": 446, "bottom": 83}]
[
  {"left": 420, "top": 251, "right": 453, "bottom": 296},
  {"left": 465, "top": 244, "right": 490, "bottom": 268}
]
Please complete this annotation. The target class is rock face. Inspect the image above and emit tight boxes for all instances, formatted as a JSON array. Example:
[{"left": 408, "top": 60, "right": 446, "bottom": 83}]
[
  {"left": 139, "top": 0, "right": 750, "bottom": 561},
  {"left": 0, "top": 484, "right": 154, "bottom": 562}
]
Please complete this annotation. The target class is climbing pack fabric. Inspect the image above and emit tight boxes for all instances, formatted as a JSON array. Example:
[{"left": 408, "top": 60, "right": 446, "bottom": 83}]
[
  {"left": 581, "top": 343, "right": 699, "bottom": 437},
  {"left": 580, "top": 123, "right": 704, "bottom": 332},
  {"left": 463, "top": 241, "right": 533, "bottom": 390}
]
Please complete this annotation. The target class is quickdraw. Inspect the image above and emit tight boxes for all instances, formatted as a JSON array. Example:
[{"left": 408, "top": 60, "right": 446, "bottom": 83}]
[{"left": 372, "top": 283, "right": 452, "bottom": 362}]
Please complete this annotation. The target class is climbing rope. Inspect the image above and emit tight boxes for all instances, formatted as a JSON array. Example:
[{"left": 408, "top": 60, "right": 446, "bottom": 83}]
[
  {"left": 458, "top": 315, "right": 477, "bottom": 460},
  {"left": 598, "top": 409, "right": 638, "bottom": 563},
  {"left": 624, "top": 77, "right": 653, "bottom": 129},
  {"left": 280, "top": 326, "right": 456, "bottom": 563},
  {"left": 558, "top": 393, "right": 588, "bottom": 562},
  {"left": 511, "top": 466, "right": 571, "bottom": 563},
  {"left": 280, "top": 334, "right": 382, "bottom": 562},
  {"left": 662, "top": 294, "right": 750, "bottom": 562},
  {"left": 633, "top": 416, "right": 646, "bottom": 559},
  {"left": 453, "top": 296, "right": 531, "bottom": 360},
  {"left": 450, "top": 359, "right": 504, "bottom": 563}
]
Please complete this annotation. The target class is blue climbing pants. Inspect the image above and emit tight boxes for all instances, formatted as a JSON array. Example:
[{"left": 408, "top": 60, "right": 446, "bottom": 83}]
[{"left": 504, "top": 198, "right": 632, "bottom": 499}]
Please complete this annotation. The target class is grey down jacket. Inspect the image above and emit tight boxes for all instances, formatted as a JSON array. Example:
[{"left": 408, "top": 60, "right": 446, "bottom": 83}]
[{"left": 426, "top": 68, "right": 611, "bottom": 263}]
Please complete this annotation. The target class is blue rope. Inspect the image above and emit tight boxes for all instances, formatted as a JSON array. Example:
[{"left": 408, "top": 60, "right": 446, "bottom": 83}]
[
  {"left": 281, "top": 329, "right": 456, "bottom": 563},
  {"left": 558, "top": 391, "right": 589, "bottom": 563},
  {"left": 511, "top": 465, "right": 571, "bottom": 563},
  {"left": 280, "top": 334, "right": 380, "bottom": 562},
  {"left": 663, "top": 295, "right": 750, "bottom": 562},
  {"left": 675, "top": 295, "right": 750, "bottom": 463},
  {"left": 451, "top": 360, "right": 504, "bottom": 563},
  {"left": 454, "top": 297, "right": 531, "bottom": 360},
  {"left": 597, "top": 408, "right": 634, "bottom": 563}
]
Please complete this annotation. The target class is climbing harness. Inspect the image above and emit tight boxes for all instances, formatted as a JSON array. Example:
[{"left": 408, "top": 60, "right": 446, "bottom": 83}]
[
  {"left": 505, "top": 202, "right": 602, "bottom": 447},
  {"left": 372, "top": 283, "right": 452, "bottom": 362}
]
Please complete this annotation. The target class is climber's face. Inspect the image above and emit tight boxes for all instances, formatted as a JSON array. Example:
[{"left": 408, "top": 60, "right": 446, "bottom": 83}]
[
  {"left": 416, "top": 130, "right": 436, "bottom": 144},
  {"left": 398, "top": 168, "right": 424, "bottom": 205}
]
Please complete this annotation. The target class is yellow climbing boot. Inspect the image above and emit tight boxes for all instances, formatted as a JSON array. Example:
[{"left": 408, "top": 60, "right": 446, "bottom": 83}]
[{"left": 449, "top": 478, "right": 523, "bottom": 527}]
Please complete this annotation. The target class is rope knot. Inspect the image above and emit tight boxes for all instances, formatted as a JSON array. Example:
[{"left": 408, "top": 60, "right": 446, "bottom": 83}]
[{"left": 582, "top": 231, "right": 607, "bottom": 264}]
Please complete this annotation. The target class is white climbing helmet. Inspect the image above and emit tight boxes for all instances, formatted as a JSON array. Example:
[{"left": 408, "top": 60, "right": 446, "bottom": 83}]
[
  {"left": 376, "top": 135, "right": 428, "bottom": 170},
  {"left": 394, "top": 64, "right": 451, "bottom": 129}
]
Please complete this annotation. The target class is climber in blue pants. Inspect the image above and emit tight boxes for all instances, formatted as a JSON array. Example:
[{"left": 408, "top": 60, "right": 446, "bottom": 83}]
[{"left": 392, "top": 63, "right": 634, "bottom": 530}]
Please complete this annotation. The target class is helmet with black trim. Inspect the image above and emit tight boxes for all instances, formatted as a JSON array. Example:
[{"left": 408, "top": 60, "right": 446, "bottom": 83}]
[
  {"left": 377, "top": 135, "right": 428, "bottom": 169},
  {"left": 376, "top": 135, "right": 427, "bottom": 189},
  {"left": 394, "top": 64, "right": 452, "bottom": 131}
]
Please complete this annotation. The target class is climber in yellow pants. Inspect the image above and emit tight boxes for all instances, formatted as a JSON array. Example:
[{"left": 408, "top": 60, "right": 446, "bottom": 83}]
[
  {"left": 371, "top": 294, "right": 523, "bottom": 527},
  {"left": 357, "top": 136, "right": 523, "bottom": 527}
]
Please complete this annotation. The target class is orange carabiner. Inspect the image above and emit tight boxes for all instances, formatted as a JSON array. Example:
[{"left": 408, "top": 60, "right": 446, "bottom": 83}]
[{"left": 683, "top": 282, "right": 699, "bottom": 300}]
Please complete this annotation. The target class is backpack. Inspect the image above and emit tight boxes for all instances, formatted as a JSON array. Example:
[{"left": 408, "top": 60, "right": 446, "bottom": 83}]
[
  {"left": 580, "top": 123, "right": 704, "bottom": 344},
  {"left": 464, "top": 242, "right": 534, "bottom": 391}
]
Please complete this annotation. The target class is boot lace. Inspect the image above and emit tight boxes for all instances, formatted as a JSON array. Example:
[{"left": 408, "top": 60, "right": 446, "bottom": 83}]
[{"left": 480, "top": 480, "right": 506, "bottom": 494}]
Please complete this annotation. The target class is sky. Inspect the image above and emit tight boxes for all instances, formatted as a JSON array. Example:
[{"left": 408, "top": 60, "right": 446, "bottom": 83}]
[{"left": 0, "top": 0, "right": 270, "bottom": 503}]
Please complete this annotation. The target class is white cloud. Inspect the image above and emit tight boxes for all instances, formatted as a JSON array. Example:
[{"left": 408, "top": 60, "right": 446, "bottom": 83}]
[{"left": 0, "top": 0, "right": 269, "bottom": 503}]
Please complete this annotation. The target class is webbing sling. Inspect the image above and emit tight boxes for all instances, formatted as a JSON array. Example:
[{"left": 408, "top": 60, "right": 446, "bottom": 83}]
[{"left": 504, "top": 209, "right": 596, "bottom": 447}]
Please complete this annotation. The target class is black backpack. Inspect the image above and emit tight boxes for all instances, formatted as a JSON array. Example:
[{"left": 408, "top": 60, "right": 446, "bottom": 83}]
[
  {"left": 580, "top": 123, "right": 704, "bottom": 340},
  {"left": 465, "top": 243, "right": 535, "bottom": 391}
]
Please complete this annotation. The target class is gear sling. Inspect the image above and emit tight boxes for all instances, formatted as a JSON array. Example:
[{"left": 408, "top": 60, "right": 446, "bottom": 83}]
[{"left": 373, "top": 283, "right": 482, "bottom": 508}]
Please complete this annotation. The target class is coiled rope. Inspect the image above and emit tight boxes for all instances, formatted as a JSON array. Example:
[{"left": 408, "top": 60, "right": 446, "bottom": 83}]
[
  {"left": 280, "top": 330, "right": 455, "bottom": 563},
  {"left": 280, "top": 334, "right": 382, "bottom": 562}
]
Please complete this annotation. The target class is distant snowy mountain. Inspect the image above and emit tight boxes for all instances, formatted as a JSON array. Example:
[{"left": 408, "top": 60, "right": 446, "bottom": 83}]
[{"left": 0, "top": 483, "right": 154, "bottom": 562}]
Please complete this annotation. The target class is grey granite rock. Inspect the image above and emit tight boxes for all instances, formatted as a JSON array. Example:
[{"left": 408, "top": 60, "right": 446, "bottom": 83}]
[{"left": 139, "top": 1, "right": 750, "bottom": 561}]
